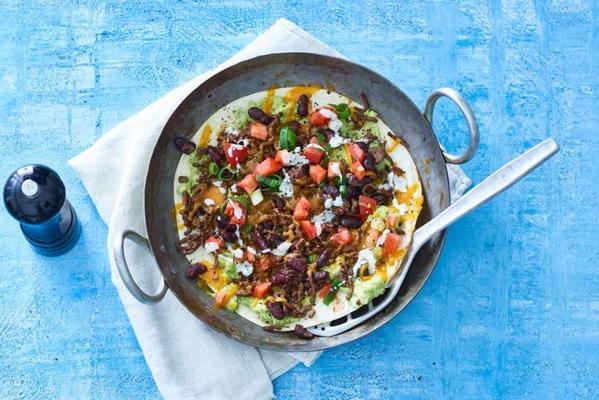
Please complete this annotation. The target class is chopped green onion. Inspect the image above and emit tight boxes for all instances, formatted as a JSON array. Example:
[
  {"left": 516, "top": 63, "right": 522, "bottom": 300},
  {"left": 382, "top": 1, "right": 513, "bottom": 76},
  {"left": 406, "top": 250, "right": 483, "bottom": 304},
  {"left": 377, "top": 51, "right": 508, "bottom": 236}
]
[
  {"left": 316, "top": 132, "right": 326, "bottom": 144},
  {"left": 339, "top": 184, "right": 348, "bottom": 198},
  {"left": 218, "top": 167, "right": 235, "bottom": 180},
  {"left": 243, "top": 221, "right": 252, "bottom": 235},
  {"left": 257, "top": 174, "right": 282, "bottom": 190},
  {"left": 308, "top": 254, "right": 317, "bottom": 263},
  {"left": 279, "top": 126, "right": 297, "bottom": 150},
  {"left": 229, "top": 194, "right": 251, "bottom": 210},
  {"left": 250, "top": 189, "right": 264, "bottom": 205},
  {"left": 375, "top": 159, "right": 392, "bottom": 172},
  {"left": 323, "top": 278, "right": 343, "bottom": 305},
  {"left": 338, "top": 175, "right": 348, "bottom": 198},
  {"left": 208, "top": 162, "right": 220, "bottom": 176},
  {"left": 323, "top": 292, "right": 334, "bottom": 305},
  {"left": 335, "top": 103, "right": 351, "bottom": 120}
]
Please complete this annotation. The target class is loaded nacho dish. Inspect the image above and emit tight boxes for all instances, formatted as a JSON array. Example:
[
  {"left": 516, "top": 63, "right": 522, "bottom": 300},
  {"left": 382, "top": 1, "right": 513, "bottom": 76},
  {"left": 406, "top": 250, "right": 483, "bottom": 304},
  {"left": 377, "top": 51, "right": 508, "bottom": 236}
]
[{"left": 173, "top": 87, "right": 423, "bottom": 338}]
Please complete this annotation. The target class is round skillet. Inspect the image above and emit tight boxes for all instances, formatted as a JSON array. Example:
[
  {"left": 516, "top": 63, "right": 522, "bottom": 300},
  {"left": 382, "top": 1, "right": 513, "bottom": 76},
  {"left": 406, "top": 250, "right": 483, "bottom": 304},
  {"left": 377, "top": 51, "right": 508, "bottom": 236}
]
[{"left": 114, "top": 53, "right": 479, "bottom": 352}]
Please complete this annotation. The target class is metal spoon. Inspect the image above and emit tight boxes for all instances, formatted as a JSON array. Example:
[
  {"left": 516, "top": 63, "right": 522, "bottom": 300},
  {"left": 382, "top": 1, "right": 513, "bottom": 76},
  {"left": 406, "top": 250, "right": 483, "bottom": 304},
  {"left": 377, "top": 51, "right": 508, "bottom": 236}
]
[{"left": 309, "top": 138, "right": 559, "bottom": 336}]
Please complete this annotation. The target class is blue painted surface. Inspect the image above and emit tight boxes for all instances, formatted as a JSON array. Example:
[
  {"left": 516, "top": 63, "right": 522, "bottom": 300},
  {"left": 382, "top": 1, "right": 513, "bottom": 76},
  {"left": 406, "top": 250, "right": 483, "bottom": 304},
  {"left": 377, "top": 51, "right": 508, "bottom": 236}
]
[{"left": 0, "top": 1, "right": 597, "bottom": 399}]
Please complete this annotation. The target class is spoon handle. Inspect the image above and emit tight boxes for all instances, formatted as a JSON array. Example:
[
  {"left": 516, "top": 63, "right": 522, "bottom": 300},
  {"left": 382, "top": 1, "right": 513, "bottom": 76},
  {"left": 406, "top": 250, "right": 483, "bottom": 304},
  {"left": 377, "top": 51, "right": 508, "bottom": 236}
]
[{"left": 412, "top": 138, "right": 559, "bottom": 250}]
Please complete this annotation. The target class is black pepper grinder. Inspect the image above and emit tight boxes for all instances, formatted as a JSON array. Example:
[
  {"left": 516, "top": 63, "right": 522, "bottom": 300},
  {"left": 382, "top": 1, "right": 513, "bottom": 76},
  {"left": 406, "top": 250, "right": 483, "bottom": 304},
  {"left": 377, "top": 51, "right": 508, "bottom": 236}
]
[{"left": 3, "top": 164, "right": 81, "bottom": 256}]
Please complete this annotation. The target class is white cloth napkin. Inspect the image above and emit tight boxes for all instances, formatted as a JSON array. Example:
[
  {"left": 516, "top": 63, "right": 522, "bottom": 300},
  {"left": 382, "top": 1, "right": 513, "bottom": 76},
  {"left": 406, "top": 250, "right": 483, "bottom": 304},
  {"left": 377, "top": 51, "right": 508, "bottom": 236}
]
[{"left": 69, "top": 18, "right": 471, "bottom": 400}]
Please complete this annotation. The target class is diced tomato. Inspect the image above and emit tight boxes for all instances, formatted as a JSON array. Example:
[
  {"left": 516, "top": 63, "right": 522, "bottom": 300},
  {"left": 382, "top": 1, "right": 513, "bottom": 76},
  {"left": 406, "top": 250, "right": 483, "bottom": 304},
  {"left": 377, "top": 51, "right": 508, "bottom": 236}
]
[
  {"left": 364, "top": 229, "right": 380, "bottom": 248},
  {"left": 352, "top": 160, "right": 366, "bottom": 180},
  {"left": 238, "top": 173, "right": 258, "bottom": 194},
  {"left": 299, "top": 220, "right": 317, "bottom": 240},
  {"left": 293, "top": 196, "right": 311, "bottom": 221},
  {"left": 246, "top": 250, "right": 256, "bottom": 263},
  {"left": 252, "top": 281, "right": 272, "bottom": 298},
  {"left": 383, "top": 232, "right": 401, "bottom": 256},
  {"left": 205, "top": 236, "right": 224, "bottom": 250},
  {"left": 349, "top": 143, "right": 365, "bottom": 163},
  {"left": 275, "top": 149, "right": 289, "bottom": 165},
  {"left": 331, "top": 227, "right": 352, "bottom": 245},
  {"left": 386, "top": 212, "right": 398, "bottom": 229},
  {"left": 358, "top": 195, "right": 377, "bottom": 220},
  {"left": 254, "top": 157, "right": 282, "bottom": 176},
  {"left": 223, "top": 143, "right": 248, "bottom": 166},
  {"left": 249, "top": 122, "right": 268, "bottom": 140},
  {"left": 224, "top": 200, "right": 246, "bottom": 225},
  {"left": 309, "top": 111, "right": 330, "bottom": 125},
  {"left": 309, "top": 164, "right": 327, "bottom": 184},
  {"left": 319, "top": 283, "right": 331, "bottom": 298},
  {"left": 304, "top": 145, "right": 324, "bottom": 164},
  {"left": 215, "top": 288, "right": 229, "bottom": 308}
]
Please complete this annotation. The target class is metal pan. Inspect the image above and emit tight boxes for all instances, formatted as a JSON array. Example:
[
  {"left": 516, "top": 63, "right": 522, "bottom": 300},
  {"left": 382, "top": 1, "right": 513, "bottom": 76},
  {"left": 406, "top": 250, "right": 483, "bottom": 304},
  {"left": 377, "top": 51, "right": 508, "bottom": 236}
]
[{"left": 113, "top": 53, "right": 479, "bottom": 352}]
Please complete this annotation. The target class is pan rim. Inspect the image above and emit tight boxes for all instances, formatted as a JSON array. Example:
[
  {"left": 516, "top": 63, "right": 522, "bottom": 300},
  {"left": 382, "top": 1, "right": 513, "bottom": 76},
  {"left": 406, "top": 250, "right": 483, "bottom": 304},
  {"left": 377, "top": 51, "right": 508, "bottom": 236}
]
[{"left": 144, "top": 52, "right": 450, "bottom": 351}]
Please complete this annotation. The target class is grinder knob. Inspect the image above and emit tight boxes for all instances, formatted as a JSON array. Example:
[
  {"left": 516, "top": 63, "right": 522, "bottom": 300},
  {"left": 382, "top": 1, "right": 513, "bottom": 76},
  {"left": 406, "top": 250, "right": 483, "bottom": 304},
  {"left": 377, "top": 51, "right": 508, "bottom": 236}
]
[{"left": 3, "top": 164, "right": 81, "bottom": 256}]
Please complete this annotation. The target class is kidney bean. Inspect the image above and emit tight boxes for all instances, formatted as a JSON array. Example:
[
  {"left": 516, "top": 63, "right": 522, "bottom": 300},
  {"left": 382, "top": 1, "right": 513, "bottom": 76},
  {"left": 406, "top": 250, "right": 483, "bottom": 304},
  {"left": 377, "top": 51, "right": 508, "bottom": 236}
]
[
  {"left": 341, "top": 216, "right": 363, "bottom": 229},
  {"left": 323, "top": 128, "right": 335, "bottom": 140},
  {"left": 313, "top": 270, "right": 329, "bottom": 284},
  {"left": 221, "top": 230, "right": 238, "bottom": 243},
  {"left": 287, "top": 257, "right": 307, "bottom": 275},
  {"left": 252, "top": 231, "right": 268, "bottom": 250},
  {"left": 316, "top": 248, "right": 332, "bottom": 268},
  {"left": 296, "top": 95, "right": 309, "bottom": 117},
  {"left": 346, "top": 186, "right": 360, "bottom": 200},
  {"left": 267, "top": 301, "right": 286, "bottom": 320},
  {"left": 322, "top": 184, "right": 339, "bottom": 197},
  {"left": 347, "top": 174, "right": 372, "bottom": 187},
  {"left": 207, "top": 146, "right": 225, "bottom": 164},
  {"left": 186, "top": 263, "right": 207, "bottom": 279},
  {"left": 363, "top": 153, "right": 376, "bottom": 170},
  {"left": 356, "top": 142, "right": 369, "bottom": 151},
  {"left": 174, "top": 137, "right": 196, "bottom": 154},
  {"left": 248, "top": 107, "right": 273, "bottom": 125},
  {"left": 225, "top": 224, "right": 237, "bottom": 233},
  {"left": 301, "top": 164, "right": 310, "bottom": 175},
  {"left": 215, "top": 213, "right": 230, "bottom": 229},
  {"left": 294, "top": 324, "right": 314, "bottom": 339}
]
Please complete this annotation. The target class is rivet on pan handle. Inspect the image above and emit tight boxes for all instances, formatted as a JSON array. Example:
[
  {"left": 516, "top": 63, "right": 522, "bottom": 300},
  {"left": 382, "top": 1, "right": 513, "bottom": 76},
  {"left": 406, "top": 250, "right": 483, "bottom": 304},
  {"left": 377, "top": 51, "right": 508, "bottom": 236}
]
[
  {"left": 424, "top": 87, "right": 480, "bottom": 164},
  {"left": 113, "top": 229, "right": 168, "bottom": 304}
]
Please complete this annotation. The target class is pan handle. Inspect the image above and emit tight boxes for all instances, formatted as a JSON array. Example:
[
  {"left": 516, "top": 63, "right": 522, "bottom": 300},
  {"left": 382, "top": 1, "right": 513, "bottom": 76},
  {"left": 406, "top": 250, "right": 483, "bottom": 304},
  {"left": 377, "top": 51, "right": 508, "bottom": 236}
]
[
  {"left": 424, "top": 87, "right": 480, "bottom": 164},
  {"left": 113, "top": 229, "right": 168, "bottom": 304}
]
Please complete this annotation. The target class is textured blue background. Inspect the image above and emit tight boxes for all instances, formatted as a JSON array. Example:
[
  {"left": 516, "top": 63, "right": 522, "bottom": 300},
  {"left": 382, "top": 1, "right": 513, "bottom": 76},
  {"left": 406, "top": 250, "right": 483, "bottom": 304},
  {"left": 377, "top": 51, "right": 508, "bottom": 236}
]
[{"left": 0, "top": 1, "right": 597, "bottom": 399}]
